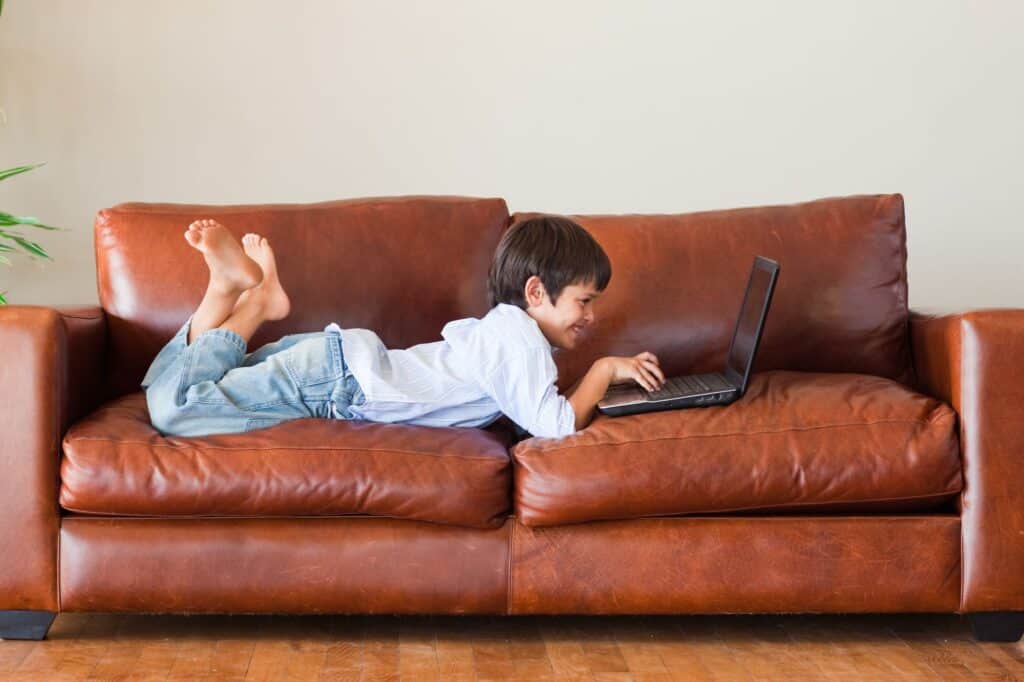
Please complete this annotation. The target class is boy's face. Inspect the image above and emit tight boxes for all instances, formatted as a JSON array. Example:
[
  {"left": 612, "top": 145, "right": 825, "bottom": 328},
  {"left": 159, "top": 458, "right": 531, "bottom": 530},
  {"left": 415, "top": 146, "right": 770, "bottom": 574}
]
[{"left": 523, "top": 276, "right": 602, "bottom": 351}]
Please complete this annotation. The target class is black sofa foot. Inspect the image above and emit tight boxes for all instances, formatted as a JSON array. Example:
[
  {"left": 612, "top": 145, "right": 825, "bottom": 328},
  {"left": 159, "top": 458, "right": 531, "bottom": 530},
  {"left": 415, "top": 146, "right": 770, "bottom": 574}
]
[
  {"left": 968, "top": 612, "right": 1024, "bottom": 642},
  {"left": 0, "top": 610, "right": 56, "bottom": 640}
]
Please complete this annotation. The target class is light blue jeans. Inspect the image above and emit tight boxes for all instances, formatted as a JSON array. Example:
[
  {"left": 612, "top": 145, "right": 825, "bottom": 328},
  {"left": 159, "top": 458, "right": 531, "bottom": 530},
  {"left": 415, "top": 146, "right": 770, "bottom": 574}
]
[{"left": 141, "top": 314, "right": 366, "bottom": 437}]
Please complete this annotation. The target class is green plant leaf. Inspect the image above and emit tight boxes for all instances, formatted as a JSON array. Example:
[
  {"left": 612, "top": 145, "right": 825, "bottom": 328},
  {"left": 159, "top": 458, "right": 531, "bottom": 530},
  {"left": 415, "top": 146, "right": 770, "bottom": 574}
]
[
  {"left": 0, "top": 292, "right": 7, "bottom": 305},
  {"left": 0, "top": 163, "right": 46, "bottom": 182},
  {"left": 0, "top": 157, "right": 61, "bottom": 282},
  {"left": 0, "top": 212, "right": 60, "bottom": 230},
  {"left": 11, "top": 235, "right": 52, "bottom": 259}
]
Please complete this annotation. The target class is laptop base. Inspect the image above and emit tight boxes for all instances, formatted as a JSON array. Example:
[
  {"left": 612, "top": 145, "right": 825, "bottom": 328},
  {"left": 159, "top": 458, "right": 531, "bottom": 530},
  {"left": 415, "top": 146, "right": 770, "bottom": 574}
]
[{"left": 596, "top": 383, "right": 739, "bottom": 417}]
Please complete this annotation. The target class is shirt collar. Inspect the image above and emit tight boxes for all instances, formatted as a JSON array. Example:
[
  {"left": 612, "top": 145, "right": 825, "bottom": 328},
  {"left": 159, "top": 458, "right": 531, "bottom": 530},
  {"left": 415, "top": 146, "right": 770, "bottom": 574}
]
[{"left": 495, "top": 303, "right": 556, "bottom": 353}]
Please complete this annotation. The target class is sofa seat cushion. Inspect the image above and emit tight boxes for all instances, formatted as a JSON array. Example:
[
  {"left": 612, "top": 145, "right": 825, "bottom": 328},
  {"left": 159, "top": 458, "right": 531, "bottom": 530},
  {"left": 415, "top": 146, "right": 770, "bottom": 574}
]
[
  {"left": 60, "top": 393, "right": 515, "bottom": 529},
  {"left": 512, "top": 370, "right": 962, "bottom": 527}
]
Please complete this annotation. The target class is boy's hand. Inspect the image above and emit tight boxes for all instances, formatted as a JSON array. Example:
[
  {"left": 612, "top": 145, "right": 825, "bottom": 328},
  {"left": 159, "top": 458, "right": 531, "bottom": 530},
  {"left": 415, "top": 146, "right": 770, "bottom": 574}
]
[{"left": 603, "top": 352, "right": 666, "bottom": 392}]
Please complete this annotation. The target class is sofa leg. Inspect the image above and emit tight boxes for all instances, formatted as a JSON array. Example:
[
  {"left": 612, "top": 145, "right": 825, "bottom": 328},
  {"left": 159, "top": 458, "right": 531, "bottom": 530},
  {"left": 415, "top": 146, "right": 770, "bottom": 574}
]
[
  {"left": 967, "top": 612, "right": 1024, "bottom": 642},
  {"left": 0, "top": 610, "right": 56, "bottom": 640}
]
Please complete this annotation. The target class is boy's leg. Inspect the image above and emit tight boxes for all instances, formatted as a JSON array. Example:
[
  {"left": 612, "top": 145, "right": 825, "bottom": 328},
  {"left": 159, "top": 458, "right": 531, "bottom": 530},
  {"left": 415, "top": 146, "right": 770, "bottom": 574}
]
[
  {"left": 215, "top": 233, "right": 291, "bottom": 346},
  {"left": 144, "top": 231, "right": 290, "bottom": 390},
  {"left": 143, "top": 234, "right": 299, "bottom": 436},
  {"left": 240, "top": 331, "right": 326, "bottom": 367},
  {"left": 183, "top": 219, "right": 264, "bottom": 345},
  {"left": 140, "top": 223, "right": 262, "bottom": 390},
  {"left": 145, "top": 324, "right": 347, "bottom": 436}
]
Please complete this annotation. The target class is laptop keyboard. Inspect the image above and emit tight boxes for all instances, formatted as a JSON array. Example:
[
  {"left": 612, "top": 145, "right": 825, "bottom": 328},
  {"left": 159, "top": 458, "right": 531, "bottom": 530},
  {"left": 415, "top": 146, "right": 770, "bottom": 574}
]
[{"left": 645, "top": 373, "right": 729, "bottom": 401}]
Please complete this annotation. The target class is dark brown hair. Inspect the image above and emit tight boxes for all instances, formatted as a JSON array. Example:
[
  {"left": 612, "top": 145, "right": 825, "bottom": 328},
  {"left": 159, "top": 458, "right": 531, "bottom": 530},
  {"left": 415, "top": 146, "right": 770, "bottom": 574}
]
[{"left": 487, "top": 215, "right": 611, "bottom": 309}]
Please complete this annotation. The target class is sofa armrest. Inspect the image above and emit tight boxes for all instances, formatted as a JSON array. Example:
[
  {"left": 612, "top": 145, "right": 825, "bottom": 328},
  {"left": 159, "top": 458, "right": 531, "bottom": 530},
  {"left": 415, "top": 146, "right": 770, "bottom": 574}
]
[
  {"left": 910, "top": 307, "right": 1024, "bottom": 611},
  {"left": 0, "top": 304, "right": 106, "bottom": 610}
]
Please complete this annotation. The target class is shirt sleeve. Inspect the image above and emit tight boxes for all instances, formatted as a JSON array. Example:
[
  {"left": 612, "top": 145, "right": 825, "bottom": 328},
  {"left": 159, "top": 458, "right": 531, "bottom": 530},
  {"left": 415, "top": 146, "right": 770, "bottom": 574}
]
[{"left": 479, "top": 347, "right": 578, "bottom": 439}]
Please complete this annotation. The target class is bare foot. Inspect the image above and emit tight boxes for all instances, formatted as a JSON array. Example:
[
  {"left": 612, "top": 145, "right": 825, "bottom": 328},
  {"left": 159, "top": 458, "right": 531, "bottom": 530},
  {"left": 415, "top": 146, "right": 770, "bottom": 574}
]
[
  {"left": 236, "top": 233, "right": 291, "bottom": 321},
  {"left": 184, "top": 219, "right": 263, "bottom": 294}
]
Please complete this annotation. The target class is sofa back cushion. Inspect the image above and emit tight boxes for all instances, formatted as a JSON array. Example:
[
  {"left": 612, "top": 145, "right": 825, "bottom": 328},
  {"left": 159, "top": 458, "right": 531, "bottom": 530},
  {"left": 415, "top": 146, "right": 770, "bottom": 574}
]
[
  {"left": 96, "top": 195, "right": 510, "bottom": 400},
  {"left": 513, "top": 193, "right": 911, "bottom": 388}
]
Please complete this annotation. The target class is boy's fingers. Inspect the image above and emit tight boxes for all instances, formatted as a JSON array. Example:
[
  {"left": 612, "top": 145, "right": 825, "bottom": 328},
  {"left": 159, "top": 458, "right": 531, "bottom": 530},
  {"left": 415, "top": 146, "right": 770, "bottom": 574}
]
[
  {"left": 637, "top": 359, "right": 664, "bottom": 385},
  {"left": 635, "top": 364, "right": 658, "bottom": 391},
  {"left": 644, "top": 360, "right": 666, "bottom": 383},
  {"left": 631, "top": 363, "right": 646, "bottom": 389},
  {"left": 645, "top": 369, "right": 660, "bottom": 390}
]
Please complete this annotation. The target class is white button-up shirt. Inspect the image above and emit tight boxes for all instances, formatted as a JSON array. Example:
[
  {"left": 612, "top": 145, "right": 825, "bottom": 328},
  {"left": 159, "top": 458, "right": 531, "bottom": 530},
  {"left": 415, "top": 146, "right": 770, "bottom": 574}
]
[{"left": 324, "top": 303, "right": 578, "bottom": 439}]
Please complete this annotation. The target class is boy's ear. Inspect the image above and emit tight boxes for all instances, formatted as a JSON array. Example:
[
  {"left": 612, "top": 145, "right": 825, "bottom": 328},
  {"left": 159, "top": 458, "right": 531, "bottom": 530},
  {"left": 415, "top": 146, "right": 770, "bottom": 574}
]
[{"left": 523, "top": 275, "right": 549, "bottom": 308}]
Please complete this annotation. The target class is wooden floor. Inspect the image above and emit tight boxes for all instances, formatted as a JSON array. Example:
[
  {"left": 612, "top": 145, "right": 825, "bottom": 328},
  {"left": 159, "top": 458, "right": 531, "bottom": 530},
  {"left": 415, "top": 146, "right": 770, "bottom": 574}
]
[{"left": 0, "top": 612, "right": 1021, "bottom": 681}]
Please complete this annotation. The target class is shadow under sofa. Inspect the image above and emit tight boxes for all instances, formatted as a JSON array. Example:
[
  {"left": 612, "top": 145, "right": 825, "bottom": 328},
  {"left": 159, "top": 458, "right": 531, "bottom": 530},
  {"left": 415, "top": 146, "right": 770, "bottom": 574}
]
[{"left": 1, "top": 192, "right": 1021, "bottom": 643}]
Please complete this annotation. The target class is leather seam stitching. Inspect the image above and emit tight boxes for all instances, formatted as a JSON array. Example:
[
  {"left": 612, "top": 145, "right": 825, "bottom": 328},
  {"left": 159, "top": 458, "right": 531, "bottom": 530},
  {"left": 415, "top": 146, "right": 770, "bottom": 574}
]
[
  {"left": 651, "top": 490, "right": 960, "bottom": 515},
  {"left": 57, "top": 512, "right": 496, "bottom": 527},
  {"left": 507, "top": 515, "right": 515, "bottom": 615},
  {"left": 59, "top": 489, "right": 959, "bottom": 518},
  {"left": 522, "top": 490, "right": 963, "bottom": 527},
  {"left": 64, "top": 438, "right": 509, "bottom": 461}
]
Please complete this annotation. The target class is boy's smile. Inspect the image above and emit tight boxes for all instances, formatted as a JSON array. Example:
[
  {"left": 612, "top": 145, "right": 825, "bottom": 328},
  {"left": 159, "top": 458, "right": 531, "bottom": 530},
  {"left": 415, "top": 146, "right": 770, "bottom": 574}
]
[{"left": 522, "top": 276, "right": 602, "bottom": 351}]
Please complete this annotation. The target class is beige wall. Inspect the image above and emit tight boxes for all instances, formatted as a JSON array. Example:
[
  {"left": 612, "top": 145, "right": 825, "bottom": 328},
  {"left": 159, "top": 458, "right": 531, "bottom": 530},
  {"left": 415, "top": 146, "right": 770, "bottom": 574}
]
[{"left": 1, "top": 0, "right": 1021, "bottom": 312}]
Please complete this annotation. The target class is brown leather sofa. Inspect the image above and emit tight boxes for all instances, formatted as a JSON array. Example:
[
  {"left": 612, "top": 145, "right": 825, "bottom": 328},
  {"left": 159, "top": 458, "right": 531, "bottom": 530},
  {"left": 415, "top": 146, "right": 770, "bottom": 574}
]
[{"left": 2, "top": 193, "right": 1021, "bottom": 642}]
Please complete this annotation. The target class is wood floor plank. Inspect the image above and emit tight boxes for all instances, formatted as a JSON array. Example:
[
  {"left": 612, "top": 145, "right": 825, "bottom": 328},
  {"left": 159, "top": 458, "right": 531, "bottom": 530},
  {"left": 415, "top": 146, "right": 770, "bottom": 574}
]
[
  {"left": 13, "top": 612, "right": 91, "bottom": 676},
  {"left": 611, "top": 616, "right": 674, "bottom": 675},
  {"left": 664, "top": 615, "right": 749, "bottom": 681},
  {"left": 774, "top": 614, "right": 900, "bottom": 681},
  {"left": 929, "top": 618, "right": 1020, "bottom": 680},
  {"left": 320, "top": 615, "right": 365, "bottom": 679},
  {"left": 1, "top": 612, "right": 1021, "bottom": 680},
  {"left": 243, "top": 638, "right": 292, "bottom": 681},
  {"left": 538, "top": 615, "right": 596, "bottom": 677},
  {"left": 740, "top": 615, "right": 827, "bottom": 681}
]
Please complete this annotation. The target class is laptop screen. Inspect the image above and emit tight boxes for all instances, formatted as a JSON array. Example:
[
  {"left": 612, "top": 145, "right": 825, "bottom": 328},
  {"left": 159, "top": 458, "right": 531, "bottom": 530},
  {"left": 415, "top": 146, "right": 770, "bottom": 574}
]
[{"left": 726, "top": 262, "right": 775, "bottom": 381}]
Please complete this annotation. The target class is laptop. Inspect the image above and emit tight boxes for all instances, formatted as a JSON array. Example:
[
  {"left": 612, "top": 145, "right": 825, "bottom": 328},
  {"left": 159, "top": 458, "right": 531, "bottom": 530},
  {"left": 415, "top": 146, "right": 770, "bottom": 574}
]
[{"left": 596, "top": 255, "right": 780, "bottom": 417}]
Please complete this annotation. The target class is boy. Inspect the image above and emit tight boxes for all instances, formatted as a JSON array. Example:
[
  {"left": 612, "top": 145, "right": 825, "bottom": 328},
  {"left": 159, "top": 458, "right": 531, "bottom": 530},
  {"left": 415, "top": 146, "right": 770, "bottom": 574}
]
[{"left": 142, "top": 216, "right": 666, "bottom": 438}]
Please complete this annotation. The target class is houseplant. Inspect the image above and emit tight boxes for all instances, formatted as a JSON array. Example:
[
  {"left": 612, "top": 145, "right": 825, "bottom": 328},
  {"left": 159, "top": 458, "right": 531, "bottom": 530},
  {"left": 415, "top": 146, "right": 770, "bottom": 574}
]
[{"left": 0, "top": 163, "right": 60, "bottom": 304}]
